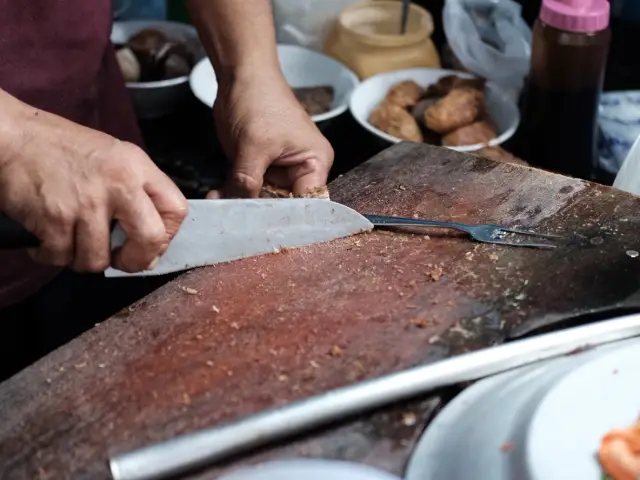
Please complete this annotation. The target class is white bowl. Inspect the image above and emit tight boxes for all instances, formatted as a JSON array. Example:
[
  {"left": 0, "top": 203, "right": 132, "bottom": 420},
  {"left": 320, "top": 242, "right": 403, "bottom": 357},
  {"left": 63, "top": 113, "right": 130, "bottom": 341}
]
[
  {"left": 349, "top": 68, "right": 520, "bottom": 152},
  {"left": 111, "top": 20, "right": 204, "bottom": 119},
  {"left": 189, "top": 44, "right": 359, "bottom": 124},
  {"left": 405, "top": 335, "right": 640, "bottom": 480}
]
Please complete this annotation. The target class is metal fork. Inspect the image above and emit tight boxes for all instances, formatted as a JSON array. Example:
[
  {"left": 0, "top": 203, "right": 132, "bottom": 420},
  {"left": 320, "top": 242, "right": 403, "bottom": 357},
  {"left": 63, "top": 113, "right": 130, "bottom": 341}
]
[{"left": 363, "top": 214, "right": 561, "bottom": 249}]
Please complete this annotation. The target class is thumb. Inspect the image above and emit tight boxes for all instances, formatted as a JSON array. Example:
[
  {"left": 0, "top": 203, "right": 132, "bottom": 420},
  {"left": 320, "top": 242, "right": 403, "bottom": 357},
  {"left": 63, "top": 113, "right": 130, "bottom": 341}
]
[{"left": 222, "top": 149, "right": 269, "bottom": 199}]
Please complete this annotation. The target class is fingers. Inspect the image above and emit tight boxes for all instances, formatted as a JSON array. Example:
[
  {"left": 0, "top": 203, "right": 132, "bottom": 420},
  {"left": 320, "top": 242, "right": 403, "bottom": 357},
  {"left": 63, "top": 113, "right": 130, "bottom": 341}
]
[
  {"left": 290, "top": 163, "right": 330, "bottom": 197},
  {"left": 28, "top": 220, "right": 75, "bottom": 267},
  {"left": 223, "top": 149, "right": 269, "bottom": 198},
  {"left": 72, "top": 205, "right": 111, "bottom": 272},
  {"left": 143, "top": 170, "right": 188, "bottom": 249},
  {"left": 287, "top": 145, "right": 333, "bottom": 197},
  {"left": 111, "top": 193, "right": 167, "bottom": 273}
]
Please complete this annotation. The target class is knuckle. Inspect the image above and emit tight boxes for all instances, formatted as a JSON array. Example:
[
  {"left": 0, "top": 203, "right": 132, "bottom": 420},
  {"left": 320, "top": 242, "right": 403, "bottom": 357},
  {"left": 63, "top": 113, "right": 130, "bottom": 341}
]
[
  {"left": 141, "top": 224, "right": 167, "bottom": 249},
  {"left": 230, "top": 171, "right": 261, "bottom": 194},
  {"left": 43, "top": 201, "right": 76, "bottom": 227}
]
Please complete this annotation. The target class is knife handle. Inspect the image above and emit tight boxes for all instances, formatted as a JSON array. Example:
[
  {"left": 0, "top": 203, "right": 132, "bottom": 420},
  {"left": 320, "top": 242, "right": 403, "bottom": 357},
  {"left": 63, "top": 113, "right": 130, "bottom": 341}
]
[{"left": 0, "top": 213, "right": 40, "bottom": 249}]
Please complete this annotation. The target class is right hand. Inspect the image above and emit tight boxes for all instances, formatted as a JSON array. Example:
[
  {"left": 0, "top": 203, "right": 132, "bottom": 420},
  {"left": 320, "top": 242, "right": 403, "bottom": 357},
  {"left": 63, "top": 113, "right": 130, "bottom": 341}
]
[{"left": 0, "top": 99, "right": 187, "bottom": 273}]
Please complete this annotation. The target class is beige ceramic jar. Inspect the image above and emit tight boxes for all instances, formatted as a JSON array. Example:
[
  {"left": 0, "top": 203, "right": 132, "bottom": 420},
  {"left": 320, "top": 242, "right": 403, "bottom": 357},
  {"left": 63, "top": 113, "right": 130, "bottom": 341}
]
[{"left": 324, "top": 0, "right": 441, "bottom": 80}]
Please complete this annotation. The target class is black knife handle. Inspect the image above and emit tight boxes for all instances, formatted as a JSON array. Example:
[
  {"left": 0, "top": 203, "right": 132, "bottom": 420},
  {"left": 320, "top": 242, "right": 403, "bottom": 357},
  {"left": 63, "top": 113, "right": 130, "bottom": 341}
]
[{"left": 0, "top": 213, "right": 40, "bottom": 249}]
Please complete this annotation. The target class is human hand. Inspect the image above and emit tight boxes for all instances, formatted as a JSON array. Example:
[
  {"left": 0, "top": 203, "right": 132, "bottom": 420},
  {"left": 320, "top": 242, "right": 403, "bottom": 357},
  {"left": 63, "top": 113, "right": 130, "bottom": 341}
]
[
  {"left": 0, "top": 96, "right": 187, "bottom": 273},
  {"left": 209, "top": 70, "right": 334, "bottom": 198}
]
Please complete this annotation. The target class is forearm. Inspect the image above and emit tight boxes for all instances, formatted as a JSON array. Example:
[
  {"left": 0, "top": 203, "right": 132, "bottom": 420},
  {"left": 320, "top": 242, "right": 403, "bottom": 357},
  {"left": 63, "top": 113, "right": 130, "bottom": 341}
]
[{"left": 186, "top": 0, "right": 281, "bottom": 85}]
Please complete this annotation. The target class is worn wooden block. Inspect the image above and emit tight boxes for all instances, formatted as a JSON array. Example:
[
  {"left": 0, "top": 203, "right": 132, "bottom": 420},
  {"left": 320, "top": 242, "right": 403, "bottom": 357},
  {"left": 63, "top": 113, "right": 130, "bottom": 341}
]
[{"left": 1, "top": 142, "right": 640, "bottom": 479}]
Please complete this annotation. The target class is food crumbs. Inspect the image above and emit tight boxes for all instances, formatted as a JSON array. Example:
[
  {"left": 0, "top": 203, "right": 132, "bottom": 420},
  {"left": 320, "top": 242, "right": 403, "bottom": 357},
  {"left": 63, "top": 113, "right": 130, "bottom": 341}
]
[
  {"left": 427, "top": 265, "right": 443, "bottom": 281},
  {"left": 428, "top": 335, "right": 440, "bottom": 344},
  {"left": 489, "top": 253, "right": 499, "bottom": 261},
  {"left": 500, "top": 442, "right": 514, "bottom": 452},
  {"left": 181, "top": 286, "right": 198, "bottom": 295},
  {"left": 206, "top": 360, "right": 214, "bottom": 367},
  {"left": 74, "top": 362, "right": 87, "bottom": 369},
  {"left": 310, "top": 360, "right": 320, "bottom": 369},
  {"left": 212, "top": 305, "right": 220, "bottom": 313},
  {"left": 402, "top": 412, "right": 417, "bottom": 427},
  {"left": 98, "top": 363, "right": 106, "bottom": 368},
  {"left": 230, "top": 322, "right": 240, "bottom": 330},
  {"left": 398, "top": 185, "right": 407, "bottom": 191},
  {"left": 410, "top": 318, "right": 429, "bottom": 329},
  {"left": 330, "top": 345, "right": 344, "bottom": 357},
  {"left": 626, "top": 250, "right": 639, "bottom": 258},
  {"left": 183, "top": 393, "right": 191, "bottom": 405},
  {"left": 278, "top": 375, "right": 289, "bottom": 382}
]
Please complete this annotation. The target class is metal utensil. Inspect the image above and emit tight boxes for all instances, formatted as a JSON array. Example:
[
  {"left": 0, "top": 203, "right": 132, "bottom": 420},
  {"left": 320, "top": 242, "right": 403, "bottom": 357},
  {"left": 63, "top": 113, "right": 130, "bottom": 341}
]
[
  {"left": 364, "top": 214, "right": 560, "bottom": 249},
  {"left": 105, "top": 199, "right": 374, "bottom": 277},
  {"left": 0, "top": 202, "right": 559, "bottom": 277},
  {"left": 400, "top": 0, "right": 411, "bottom": 34},
  {"left": 109, "top": 313, "right": 640, "bottom": 480}
]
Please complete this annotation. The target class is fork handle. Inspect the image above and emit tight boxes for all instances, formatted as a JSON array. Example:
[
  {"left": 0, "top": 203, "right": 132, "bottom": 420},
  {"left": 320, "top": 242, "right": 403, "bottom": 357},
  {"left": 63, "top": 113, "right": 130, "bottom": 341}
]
[{"left": 363, "top": 214, "right": 470, "bottom": 233}]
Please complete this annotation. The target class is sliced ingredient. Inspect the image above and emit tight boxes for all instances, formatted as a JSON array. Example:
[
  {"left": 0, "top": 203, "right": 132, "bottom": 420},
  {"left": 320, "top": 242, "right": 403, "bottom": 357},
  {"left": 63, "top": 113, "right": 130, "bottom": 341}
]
[{"left": 293, "top": 86, "right": 334, "bottom": 117}]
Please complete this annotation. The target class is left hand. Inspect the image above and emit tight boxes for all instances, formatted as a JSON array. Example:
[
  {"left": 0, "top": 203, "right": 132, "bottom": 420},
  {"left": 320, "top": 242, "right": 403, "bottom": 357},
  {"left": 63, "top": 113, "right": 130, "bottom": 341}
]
[{"left": 209, "top": 70, "right": 334, "bottom": 198}]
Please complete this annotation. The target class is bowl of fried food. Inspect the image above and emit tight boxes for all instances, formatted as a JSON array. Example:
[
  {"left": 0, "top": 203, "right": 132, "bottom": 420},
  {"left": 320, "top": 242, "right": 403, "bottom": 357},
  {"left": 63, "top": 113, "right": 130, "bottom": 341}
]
[
  {"left": 350, "top": 68, "right": 520, "bottom": 153},
  {"left": 112, "top": 20, "right": 205, "bottom": 119},
  {"left": 190, "top": 44, "right": 359, "bottom": 127}
]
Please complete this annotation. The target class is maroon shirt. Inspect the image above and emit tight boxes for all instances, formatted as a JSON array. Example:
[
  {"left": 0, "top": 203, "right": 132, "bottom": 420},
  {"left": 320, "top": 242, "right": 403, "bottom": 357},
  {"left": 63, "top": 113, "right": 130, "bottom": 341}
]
[{"left": 0, "top": 0, "right": 144, "bottom": 309}]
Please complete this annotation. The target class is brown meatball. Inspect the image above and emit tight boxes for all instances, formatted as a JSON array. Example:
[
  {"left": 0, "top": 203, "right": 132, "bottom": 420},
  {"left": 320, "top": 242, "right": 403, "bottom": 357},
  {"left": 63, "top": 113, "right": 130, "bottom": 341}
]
[
  {"left": 384, "top": 80, "right": 423, "bottom": 108},
  {"left": 424, "top": 75, "right": 486, "bottom": 97},
  {"left": 442, "top": 120, "right": 497, "bottom": 147},
  {"left": 425, "top": 88, "right": 484, "bottom": 134},
  {"left": 369, "top": 102, "right": 423, "bottom": 143}
]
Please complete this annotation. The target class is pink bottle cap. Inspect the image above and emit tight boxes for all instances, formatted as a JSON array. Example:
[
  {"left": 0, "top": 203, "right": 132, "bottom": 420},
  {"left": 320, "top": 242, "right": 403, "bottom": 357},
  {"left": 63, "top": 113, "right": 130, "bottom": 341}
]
[{"left": 540, "top": 0, "right": 610, "bottom": 33}]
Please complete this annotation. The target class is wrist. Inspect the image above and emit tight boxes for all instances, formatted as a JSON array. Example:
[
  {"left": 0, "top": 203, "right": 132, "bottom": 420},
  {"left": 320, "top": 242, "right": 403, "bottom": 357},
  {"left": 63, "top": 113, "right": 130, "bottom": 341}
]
[{"left": 215, "top": 60, "right": 283, "bottom": 90}]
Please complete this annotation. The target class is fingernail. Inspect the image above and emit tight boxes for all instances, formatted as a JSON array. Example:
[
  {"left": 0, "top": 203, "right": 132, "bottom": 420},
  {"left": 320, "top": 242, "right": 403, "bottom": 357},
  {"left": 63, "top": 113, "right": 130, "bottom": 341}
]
[{"left": 146, "top": 256, "right": 160, "bottom": 271}]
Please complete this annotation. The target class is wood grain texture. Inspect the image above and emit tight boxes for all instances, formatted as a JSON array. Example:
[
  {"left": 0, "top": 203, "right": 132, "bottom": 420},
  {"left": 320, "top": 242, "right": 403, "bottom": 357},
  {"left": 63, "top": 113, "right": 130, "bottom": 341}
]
[{"left": 2, "top": 142, "right": 640, "bottom": 479}]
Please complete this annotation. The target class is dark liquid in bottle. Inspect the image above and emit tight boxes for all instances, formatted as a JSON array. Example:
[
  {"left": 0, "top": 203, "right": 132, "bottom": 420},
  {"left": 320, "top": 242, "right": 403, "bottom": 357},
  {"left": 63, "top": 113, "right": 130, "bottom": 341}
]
[{"left": 518, "top": 83, "right": 601, "bottom": 180}]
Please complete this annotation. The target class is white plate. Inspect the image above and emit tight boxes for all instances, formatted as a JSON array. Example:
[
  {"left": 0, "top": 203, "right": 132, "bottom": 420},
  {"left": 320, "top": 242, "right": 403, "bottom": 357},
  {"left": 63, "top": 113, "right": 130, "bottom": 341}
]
[
  {"left": 406, "top": 337, "right": 640, "bottom": 480},
  {"left": 526, "top": 342, "right": 640, "bottom": 479},
  {"left": 349, "top": 68, "right": 520, "bottom": 152},
  {"left": 189, "top": 44, "right": 359, "bottom": 124},
  {"left": 219, "top": 459, "right": 401, "bottom": 480}
]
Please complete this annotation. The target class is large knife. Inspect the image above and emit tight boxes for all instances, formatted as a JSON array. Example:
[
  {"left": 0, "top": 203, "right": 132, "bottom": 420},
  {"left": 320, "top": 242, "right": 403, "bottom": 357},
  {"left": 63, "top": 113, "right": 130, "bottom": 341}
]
[{"left": 0, "top": 199, "right": 374, "bottom": 277}]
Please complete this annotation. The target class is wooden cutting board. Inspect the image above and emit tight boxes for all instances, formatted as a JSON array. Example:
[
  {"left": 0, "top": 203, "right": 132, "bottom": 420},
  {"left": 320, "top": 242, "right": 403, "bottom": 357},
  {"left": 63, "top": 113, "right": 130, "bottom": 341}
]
[{"left": 2, "top": 142, "right": 640, "bottom": 479}]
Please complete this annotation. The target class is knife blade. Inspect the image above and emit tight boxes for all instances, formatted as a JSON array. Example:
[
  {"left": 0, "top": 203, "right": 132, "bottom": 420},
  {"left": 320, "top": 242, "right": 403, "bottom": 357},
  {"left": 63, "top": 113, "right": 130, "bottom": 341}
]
[{"left": 104, "top": 199, "right": 373, "bottom": 277}]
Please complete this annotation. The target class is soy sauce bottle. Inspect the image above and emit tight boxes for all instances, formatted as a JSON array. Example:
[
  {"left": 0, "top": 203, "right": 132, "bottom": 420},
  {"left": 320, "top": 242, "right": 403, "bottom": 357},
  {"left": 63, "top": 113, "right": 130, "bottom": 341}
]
[{"left": 518, "top": 0, "right": 611, "bottom": 180}]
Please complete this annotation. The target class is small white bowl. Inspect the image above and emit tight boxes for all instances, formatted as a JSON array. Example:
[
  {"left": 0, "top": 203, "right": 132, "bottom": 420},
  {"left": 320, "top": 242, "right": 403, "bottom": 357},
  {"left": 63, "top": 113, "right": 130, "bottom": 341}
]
[
  {"left": 349, "top": 68, "right": 520, "bottom": 152},
  {"left": 189, "top": 44, "right": 359, "bottom": 124}
]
